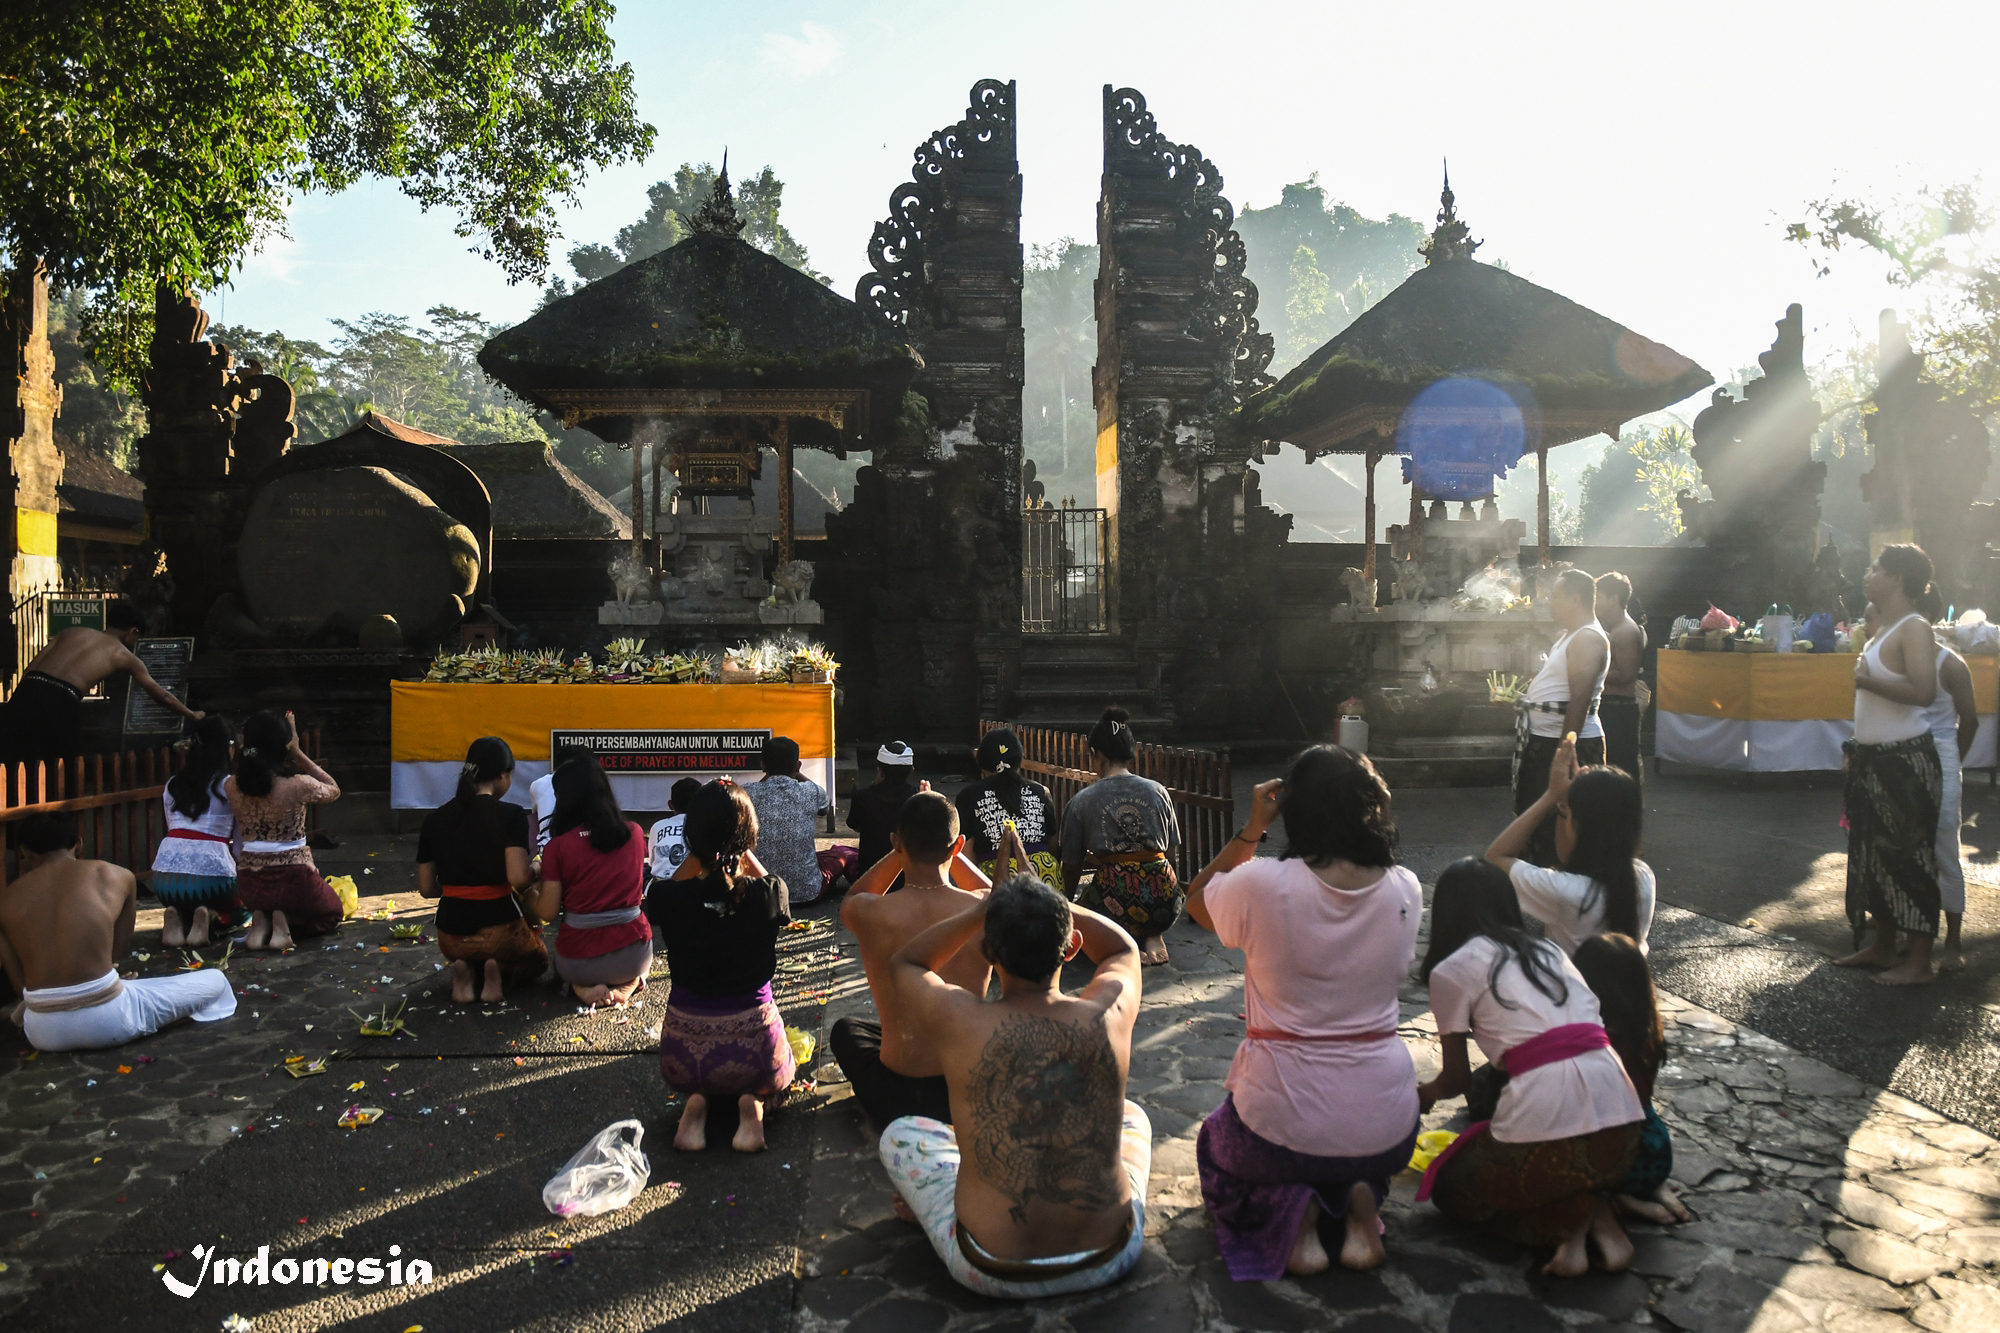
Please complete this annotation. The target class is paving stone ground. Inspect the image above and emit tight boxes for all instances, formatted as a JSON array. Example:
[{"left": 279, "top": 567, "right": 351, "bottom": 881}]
[{"left": 3, "top": 828, "right": 1999, "bottom": 1331}]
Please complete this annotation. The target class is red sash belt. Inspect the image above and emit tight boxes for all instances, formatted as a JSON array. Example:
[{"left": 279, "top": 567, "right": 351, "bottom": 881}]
[
  {"left": 166, "top": 829, "right": 231, "bottom": 843},
  {"left": 1416, "top": 1023, "right": 1612, "bottom": 1202},
  {"left": 442, "top": 884, "right": 514, "bottom": 901},
  {"left": 1246, "top": 1028, "right": 1397, "bottom": 1043}
]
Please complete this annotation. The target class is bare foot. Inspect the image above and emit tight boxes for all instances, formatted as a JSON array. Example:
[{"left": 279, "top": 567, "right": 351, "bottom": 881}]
[
  {"left": 188, "top": 906, "right": 213, "bottom": 949},
  {"left": 674, "top": 1094, "right": 708, "bottom": 1151},
  {"left": 732, "top": 1093, "right": 768, "bottom": 1152},
  {"left": 1651, "top": 1182, "right": 1693, "bottom": 1223},
  {"left": 571, "top": 983, "right": 612, "bottom": 1007},
  {"left": 1139, "top": 936, "right": 1171, "bottom": 966},
  {"left": 480, "top": 958, "right": 504, "bottom": 1003},
  {"left": 1589, "top": 1199, "right": 1635, "bottom": 1271},
  {"left": 1874, "top": 958, "right": 1937, "bottom": 986},
  {"left": 245, "top": 911, "right": 271, "bottom": 951},
  {"left": 1286, "top": 1198, "right": 1330, "bottom": 1275},
  {"left": 1340, "top": 1182, "right": 1388, "bottom": 1270},
  {"left": 267, "top": 910, "right": 295, "bottom": 953},
  {"left": 1835, "top": 930, "right": 1898, "bottom": 969},
  {"left": 1544, "top": 1216, "right": 1591, "bottom": 1277},
  {"left": 892, "top": 1194, "right": 919, "bottom": 1225},
  {"left": 450, "top": 960, "right": 476, "bottom": 1004},
  {"left": 1616, "top": 1192, "right": 1678, "bottom": 1225},
  {"left": 161, "top": 909, "right": 186, "bottom": 948},
  {"left": 1940, "top": 940, "right": 1966, "bottom": 973}
]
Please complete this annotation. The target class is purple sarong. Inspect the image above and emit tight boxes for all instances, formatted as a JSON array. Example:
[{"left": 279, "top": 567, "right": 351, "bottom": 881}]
[
  {"left": 1197, "top": 1092, "right": 1417, "bottom": 1281},
  {"left": 657, "top": 981, "right": 795, "bottom": 1102}
]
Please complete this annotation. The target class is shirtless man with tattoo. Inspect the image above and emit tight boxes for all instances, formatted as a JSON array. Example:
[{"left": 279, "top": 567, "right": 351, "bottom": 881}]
[{"left": 879, "top": 875, "right": 1151, "bottom": 1298}]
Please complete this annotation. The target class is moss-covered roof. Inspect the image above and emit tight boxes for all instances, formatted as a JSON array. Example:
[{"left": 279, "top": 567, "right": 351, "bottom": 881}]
[
  {"left": 1250, "top": 259, "right": 1713, "bottom": 453},
  {"left": 439, "top": 441, "right": 631, "bottom": 540},
  {"left": 477, "top": 235, "right": 919, "bottom": 413}
]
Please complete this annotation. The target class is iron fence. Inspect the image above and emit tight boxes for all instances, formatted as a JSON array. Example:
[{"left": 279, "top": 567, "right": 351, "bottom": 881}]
[{"left": 1022, "top": 506, "right": 1109, "bottom": 634}]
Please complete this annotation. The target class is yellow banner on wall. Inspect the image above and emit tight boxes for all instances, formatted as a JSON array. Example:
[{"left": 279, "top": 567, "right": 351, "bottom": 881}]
[{"left": 390, "top": 682, "right": 835, "bottom": 762}]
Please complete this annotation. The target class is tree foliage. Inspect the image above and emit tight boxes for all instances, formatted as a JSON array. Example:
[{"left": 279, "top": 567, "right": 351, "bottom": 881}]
[
  {"left": 1235, "top": 178, "right": 1424, "bottom": 374},
  {"left": 549, "top": 161, "right": 825, "bottom": 299},
  {"left": 1789, "top": 182, "right": 2000, "bottom": 410},
  {"left": 1, "top": 0, "right": 654, "bottom": 381},
  {"left": 1021, "top": 239, "right": 1099, "bottom": 501}
]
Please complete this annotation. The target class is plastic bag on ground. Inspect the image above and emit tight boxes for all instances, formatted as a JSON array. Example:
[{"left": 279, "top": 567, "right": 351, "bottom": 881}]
[
  {"left": 327, "top": 874, "right": 360, "bottom": 919},
  {"left": 785, "top": 1025, "right": 817, "bottom": 1068},
  {"left": 543, "top": 1119, "right": 650, "bottom": 1218}
]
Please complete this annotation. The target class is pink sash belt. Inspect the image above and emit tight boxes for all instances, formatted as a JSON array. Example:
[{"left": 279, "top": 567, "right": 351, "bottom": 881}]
[{"left": 1415, "top": 1023, "right": 1611, "bottom": 1202}]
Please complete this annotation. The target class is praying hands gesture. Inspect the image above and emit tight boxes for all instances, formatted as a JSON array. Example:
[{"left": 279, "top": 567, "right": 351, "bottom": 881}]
[{"left": 1184, "top": 778, "right": 1284, "bottom": 932}]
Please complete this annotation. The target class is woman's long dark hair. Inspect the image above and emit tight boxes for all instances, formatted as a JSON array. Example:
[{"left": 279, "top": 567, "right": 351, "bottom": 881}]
[
  {"left": 455, "top": 736, "right": 515, "bottom": 803},
  {"left": 976, "top": 727, "right": 1028, "bottom": 817},
  {"left": 685, "top": 781, "right": 758, "bottom": 897},
  {"left": 1563, "top": 767, "right": 1643, "bottom": 938},
  {"left": 233, "top": 710, "right": 299, "bottom": 799},
  {"left": 1277, "top": 744, "right": 1396, "bottom": 868},
  {"left": 549, "top": 757, "right": 631, "bottom": 853},
  {"left": 169, "top": 715, "right": 235, "bottom": 820},
  {"left": 1573, "top": 933, "right": 1663, "bottom": 1083},
  {"left": 1421, "top": 857, "right": 1568, "bottom": 1009}
]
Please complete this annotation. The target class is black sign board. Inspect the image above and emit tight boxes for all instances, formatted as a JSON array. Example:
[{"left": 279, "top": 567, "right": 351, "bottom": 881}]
[
  {"left": 122, "top": 637, "right": 196, "bottom": 735},
  {"left": 551, "top": 728, "right": 771, "bottom": 774}
]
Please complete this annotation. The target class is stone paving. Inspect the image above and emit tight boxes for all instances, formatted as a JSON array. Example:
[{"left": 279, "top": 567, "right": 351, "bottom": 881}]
[
  {"left": 3, "top": 834, "right": 1999, "bottom": 1330},
  {"left": 793, "top": 845, "right": 2000, "bottom": 1333}
]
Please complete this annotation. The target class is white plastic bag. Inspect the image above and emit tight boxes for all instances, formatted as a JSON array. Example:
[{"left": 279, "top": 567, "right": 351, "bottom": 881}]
[
  {"left": 542, "top": 1119, "right": 650, "bottom": 1218},
  {"left": 1955, "top": 609, "right": 2000, "bottom": 656}
]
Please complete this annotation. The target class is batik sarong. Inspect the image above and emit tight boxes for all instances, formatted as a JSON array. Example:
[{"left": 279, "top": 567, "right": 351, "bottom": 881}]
[
  {"left": 439, "top": 917, "right": 550, "bottom": 986},
  {"left": 977, "top": 843, "right": 1064, "bottom": 892},
  {"left": 235, "top": 864, "right": 344, "bottom": 938},
  {"left": 1197, "top": 1092, "right": 1417, "bottom": 1281},
  {"left": 1620, "top": 1103, "right": 1673, "bottom": 1198},
  {"left": 1080, "top": 856, "right": 1182, "bottom": 936},
  {"left": 1428, "top": 1121, "right": 1640, "bottom": 1246},
  {"left": 1844, "top": 733, "right": 1943, "bottom": 943},
  {"left": 658, "top": 982, "right": 795, "bottom": 1102},
  {"left": 151, "top": 872, "right": 244, "bottom": 933}
]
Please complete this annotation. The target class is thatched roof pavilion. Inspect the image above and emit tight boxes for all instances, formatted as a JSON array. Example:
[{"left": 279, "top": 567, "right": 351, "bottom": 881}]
[{"left": 1247, "top": 175, "right": 1712, "bottom": 566}]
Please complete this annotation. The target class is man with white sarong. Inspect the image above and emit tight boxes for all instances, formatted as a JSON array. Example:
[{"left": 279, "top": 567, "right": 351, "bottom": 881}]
[{"left": 1, "top": 813, "right": 236, "bottom": 1051}]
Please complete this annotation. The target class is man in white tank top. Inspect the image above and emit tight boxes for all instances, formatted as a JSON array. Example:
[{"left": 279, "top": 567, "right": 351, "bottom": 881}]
[
  {"left": 1837, "top": 546, "right": 1944, "bottom": 986},
  {"left": 1512, "top": 569, "right": 1610, "bottom": 866}
]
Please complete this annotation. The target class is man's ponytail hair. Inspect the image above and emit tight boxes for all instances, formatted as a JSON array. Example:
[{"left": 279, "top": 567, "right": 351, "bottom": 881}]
[{"left": 1089, "top": 706, "right": 1137, "bottom": 765}]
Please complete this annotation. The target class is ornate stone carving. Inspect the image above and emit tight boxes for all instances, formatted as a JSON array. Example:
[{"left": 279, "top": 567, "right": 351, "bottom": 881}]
[
  {"left": 856, "top": 78, "right": 1016, "bottom": 334},
  {"left": 1418, "top": 167, "right": 1482, "bottom": 265},
  {"left": 689, "top": 159, "right": 746, "bottom": 239}
]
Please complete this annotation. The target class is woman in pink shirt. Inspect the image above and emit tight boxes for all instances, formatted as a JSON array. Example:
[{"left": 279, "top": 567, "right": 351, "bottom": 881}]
[
  {"left": 1184, "top": 746, "right": 1423, "bottom": 1279},
  {"left": 529, "top": 760, "right": 651, "bottom": 1007},
  {"left": 1417, "top": 858, "right": 1645, "bottom": 1277}
]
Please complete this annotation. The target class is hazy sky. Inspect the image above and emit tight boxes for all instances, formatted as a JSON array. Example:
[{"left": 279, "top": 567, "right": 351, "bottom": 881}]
[{"left": 220, "top": 0, "right": 1996, "bottom": 397}]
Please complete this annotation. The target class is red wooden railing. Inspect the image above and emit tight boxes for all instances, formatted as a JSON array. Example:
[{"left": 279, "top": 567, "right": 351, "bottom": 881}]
[
  {"left": 978, "top": 721, "right": 1235, "bottom": 881},
  {"left": 0, "top": 731, "right": 323, "bottom": 890}
]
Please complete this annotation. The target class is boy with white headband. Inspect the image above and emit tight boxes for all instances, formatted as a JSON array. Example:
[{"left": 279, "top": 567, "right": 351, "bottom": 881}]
[{"left": 847, "top": 740, "right": 919, "bottom": 882}]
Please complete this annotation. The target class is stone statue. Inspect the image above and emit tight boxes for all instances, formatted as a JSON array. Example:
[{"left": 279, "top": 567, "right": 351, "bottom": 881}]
[
  {"left": 1339, "top": 566, "right": 1377, "bottom": 609},
  {"left": 608, "top": 552, "right": 656, "bottom": 606},
  {"left": 1392, "top": 556, "right": 1431, "bottom": 604},
  {"left": 771, "top": 559, "right": 816, "bottom": 605}
]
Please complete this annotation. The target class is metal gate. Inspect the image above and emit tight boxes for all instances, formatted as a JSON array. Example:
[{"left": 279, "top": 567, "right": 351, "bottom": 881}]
[{"left": 1022, "top": 506, "right": 1108, "bottom": 634}]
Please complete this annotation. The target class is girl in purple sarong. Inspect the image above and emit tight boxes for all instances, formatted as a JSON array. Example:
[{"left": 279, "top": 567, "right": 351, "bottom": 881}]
[
  {"left": 1184, "top": 745, "right": 1424, "bottom": 1279},
  {"left": 648, "top": 781, "right": 795, "bottom": 1153}
]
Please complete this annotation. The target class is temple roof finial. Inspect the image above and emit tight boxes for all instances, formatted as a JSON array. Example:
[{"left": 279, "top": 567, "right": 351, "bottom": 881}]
[
  {"left": 692, "top": 151, "right": 746, "bottom": 239},
  {"left": 1420, "top": 160, "right": 1481, "bottom": 265}
]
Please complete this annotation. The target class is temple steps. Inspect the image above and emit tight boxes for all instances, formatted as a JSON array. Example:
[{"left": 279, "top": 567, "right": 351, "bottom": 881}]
[{"left": 1009, "top": 634, "right": 1171, "bottom": 741}]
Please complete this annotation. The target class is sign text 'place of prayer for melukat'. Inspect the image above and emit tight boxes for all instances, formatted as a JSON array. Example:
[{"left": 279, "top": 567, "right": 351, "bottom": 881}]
[{"left": 550, "top": 729, "right": 772, "bottom": 774}]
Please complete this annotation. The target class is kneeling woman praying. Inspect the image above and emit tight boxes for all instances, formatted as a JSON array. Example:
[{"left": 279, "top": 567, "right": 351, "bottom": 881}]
[
  {"left": 1416, "top": 858, "right": 1647, "bottom": 1278},
  {"left": 529, "top": 758, "right": 652, "bottom": 1007},
  {"left": 418, "top": 737, "right": 547, "bottom": 1003},
  {"left": 647, "top": 781, "right": 795, "bottom": 1154}
]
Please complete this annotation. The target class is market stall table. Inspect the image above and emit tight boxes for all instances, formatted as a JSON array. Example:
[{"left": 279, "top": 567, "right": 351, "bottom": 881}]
[
  {"left": 1655, "top": 648, "right": 1999, "bottom": 773},
  {"left": 390, "top": 681, "right": 835, "bottom": 810}
]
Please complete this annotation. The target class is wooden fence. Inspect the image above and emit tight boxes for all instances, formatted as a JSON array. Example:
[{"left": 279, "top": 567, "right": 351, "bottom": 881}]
[
  {"left": 0, "top": 731, "right": 323, "bottom": 890},
  {"left": 978, "top": 721, "right": 1236, "bottom": 881}
]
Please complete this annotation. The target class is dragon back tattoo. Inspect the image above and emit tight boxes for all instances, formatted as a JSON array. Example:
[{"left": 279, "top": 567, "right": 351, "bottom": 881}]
[{"left": 964, "top": 1013, "right": 1124, "bottom": 1224}]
